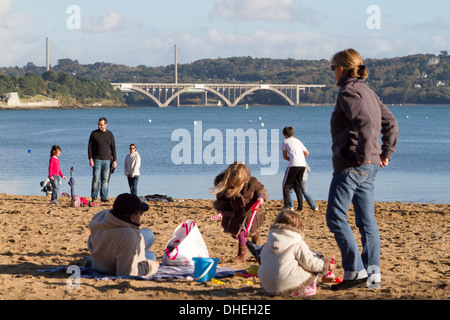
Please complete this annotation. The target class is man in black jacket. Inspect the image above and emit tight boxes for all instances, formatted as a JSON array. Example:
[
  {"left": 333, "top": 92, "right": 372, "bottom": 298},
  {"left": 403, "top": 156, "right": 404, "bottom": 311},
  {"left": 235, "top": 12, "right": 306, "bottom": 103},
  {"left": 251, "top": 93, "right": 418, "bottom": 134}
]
[{"left": 88, "top": 117, "right": 117, "bottom": 202}]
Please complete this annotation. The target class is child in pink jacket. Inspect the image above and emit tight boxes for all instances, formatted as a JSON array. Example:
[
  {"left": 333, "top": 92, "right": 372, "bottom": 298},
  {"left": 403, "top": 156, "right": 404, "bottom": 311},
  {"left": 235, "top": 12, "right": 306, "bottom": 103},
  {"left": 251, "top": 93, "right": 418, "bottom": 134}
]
[{"left": 48, "top": 145, "right": 66, "bottom": 204}]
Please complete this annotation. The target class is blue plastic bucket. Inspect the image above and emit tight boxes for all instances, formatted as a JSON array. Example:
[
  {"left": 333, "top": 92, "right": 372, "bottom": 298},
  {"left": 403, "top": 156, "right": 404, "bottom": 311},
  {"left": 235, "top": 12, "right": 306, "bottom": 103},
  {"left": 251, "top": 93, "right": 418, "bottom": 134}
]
[{"left": 193, "top": 257, "right": 219, "bottom": 282}]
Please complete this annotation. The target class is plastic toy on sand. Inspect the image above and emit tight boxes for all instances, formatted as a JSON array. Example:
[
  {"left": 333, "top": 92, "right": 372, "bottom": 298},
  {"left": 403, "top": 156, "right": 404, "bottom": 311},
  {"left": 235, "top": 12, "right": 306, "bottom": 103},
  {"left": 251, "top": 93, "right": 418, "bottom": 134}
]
[
  {"left": 211, "top": 278, "right": 225, "bottom": 285},
  {"left": 245, "top": 200, "right": 261, "bottom": 233},
  {"left": 245, "top": 265, "right": 259, "bottom": 276},
  {"left": 322, "top": 257, "right": 336, "bottom": 283},
  {"left": 193, "top": 257, "right": 219, "bottom": 282},
  {"left": 333, "top": 276, "right": 343, "bottom": 284}
]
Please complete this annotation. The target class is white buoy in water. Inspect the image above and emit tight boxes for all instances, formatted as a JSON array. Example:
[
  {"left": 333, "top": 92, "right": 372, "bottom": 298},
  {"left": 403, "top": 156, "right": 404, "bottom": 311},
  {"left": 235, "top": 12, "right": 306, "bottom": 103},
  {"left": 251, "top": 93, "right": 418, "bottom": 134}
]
[
  {"left": 148, "top": 119, "right": 152, "bottom": 123},
  {"left": 261, "top": 122, "right": 264, "bottom": 127},
  {"left": 194, "top": 121, "right": 197, "bottom": 125}
]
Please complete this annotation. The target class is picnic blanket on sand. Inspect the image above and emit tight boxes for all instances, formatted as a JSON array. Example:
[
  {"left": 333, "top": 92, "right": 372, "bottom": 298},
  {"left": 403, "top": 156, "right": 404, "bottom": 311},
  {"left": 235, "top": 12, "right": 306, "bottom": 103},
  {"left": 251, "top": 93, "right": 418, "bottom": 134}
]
[{"left": 39, "top": 264, "right": 242, "bottom": 281}]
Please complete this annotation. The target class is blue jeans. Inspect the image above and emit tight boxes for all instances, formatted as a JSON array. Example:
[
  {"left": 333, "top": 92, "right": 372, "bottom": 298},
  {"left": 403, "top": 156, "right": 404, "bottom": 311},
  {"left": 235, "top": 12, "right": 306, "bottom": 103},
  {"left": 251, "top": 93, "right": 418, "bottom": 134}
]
[
  {"left": 288, "top": 180, "right": 317, "bottom": 210},
  {"left": 91, "top": 159, "right": 110, "bottom": 200},
  {"left": 128, "top": 176, "right": 139, "bottom": 195},
  {"left": 326, "top": 164, "right": 381, "bottom": 285},
  {"left": 141, "top": 228, "right": 156, "bottom": 260},
  {"left": 50, "top": 176, "right": 61, "bottom": 201}
]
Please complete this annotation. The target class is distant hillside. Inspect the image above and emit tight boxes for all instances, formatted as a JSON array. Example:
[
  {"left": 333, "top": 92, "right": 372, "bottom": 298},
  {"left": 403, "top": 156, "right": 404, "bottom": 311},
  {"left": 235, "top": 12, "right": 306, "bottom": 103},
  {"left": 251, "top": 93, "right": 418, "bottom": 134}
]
[
  {"left": 1, "top": 53, "right": 449, "bottom": 105},
  {"left": 0, "top": 68, "right": 125, "bottom": 107}
]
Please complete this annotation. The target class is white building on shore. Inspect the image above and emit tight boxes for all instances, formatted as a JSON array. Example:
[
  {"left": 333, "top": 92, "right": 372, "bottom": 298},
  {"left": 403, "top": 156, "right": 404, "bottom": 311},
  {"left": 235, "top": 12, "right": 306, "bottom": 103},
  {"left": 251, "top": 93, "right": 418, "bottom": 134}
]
[{"left": 1, "top": 92, "right": 59, "bottom": 108}]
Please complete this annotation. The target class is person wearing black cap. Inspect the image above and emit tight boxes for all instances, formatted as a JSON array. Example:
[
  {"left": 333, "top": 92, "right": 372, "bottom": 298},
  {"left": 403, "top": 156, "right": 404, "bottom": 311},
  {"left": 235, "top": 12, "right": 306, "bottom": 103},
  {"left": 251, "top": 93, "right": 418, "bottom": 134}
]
[{"left": 88, "top": 193, "right": 159, "bottom": 276}]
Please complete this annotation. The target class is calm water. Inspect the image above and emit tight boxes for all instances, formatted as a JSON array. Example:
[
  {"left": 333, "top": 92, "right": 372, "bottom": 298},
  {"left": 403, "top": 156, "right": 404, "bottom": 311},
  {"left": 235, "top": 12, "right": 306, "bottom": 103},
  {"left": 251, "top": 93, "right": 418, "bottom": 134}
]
[{"left": 0, "top": 105, "right": 449, "bottom": 203}]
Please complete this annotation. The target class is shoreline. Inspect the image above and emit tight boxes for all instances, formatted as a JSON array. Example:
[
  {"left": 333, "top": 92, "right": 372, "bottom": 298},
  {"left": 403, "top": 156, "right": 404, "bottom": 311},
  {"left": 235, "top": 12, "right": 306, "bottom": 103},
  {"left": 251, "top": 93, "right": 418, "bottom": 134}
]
[
  {"left": 2, "top": 102, "right": 446, "bottom": 110},
  {"left": 1, "top": 171, "right": 448, "bottom": 205},
  {"left": 0, "top": 103, "right": 128, "bottom": 110},
  {"left": 0, "top": 193, "right": 448, "bottom": 300}
]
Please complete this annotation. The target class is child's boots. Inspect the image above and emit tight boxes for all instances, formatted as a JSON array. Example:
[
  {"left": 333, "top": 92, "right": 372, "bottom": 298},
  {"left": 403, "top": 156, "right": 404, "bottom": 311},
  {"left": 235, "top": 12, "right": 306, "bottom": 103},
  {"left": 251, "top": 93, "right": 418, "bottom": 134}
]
[{"left": 233, "top": 246, "right": 247, "bottom": 263}]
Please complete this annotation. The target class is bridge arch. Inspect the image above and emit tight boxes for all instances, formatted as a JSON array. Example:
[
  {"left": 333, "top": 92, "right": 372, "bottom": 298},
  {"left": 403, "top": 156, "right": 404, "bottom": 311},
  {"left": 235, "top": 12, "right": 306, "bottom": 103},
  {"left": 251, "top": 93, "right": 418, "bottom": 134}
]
[
  {"left": 232, "top": 87, "right": 295, "bottom": 106},
  {"left": 127, "top": 86, "right": 163, "bottom": 107},
  {"left": 112, "top": 82, "right": 326, "bottom": 107},
  {"left": 163, "top": 86, "right": 233, "bottom": 107}
]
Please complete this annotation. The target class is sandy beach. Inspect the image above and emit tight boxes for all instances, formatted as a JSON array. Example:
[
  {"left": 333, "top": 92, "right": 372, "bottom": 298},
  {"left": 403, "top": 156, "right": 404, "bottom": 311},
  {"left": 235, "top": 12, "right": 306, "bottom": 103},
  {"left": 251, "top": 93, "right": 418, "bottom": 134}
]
[{"left": 0, "top": 193, "right": 448, "bottom": 302}]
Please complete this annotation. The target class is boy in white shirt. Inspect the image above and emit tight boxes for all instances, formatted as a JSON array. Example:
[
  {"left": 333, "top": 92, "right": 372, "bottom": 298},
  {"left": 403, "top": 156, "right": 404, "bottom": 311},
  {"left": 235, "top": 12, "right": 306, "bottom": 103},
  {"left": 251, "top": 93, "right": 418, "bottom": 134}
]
[{"left": 281, "top": 127, "right": 309, "bottom": 211}]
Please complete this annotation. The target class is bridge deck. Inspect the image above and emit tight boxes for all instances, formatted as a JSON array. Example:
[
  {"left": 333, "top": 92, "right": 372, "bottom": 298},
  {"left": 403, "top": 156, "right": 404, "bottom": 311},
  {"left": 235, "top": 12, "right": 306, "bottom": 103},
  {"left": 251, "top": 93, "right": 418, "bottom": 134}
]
[{"left": 111, "top": 82, "right": 325, "bottom": 107}]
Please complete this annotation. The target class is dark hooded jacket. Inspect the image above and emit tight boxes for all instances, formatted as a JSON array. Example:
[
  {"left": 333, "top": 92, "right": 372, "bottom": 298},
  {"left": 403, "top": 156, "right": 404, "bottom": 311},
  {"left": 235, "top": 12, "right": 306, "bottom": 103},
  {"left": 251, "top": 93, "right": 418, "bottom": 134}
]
[
  {"left": 331, "top": 74, "right": 398, "bottom": 174},
  {"left": 213, "top": 173, "right": 269, "bottom": 237}
]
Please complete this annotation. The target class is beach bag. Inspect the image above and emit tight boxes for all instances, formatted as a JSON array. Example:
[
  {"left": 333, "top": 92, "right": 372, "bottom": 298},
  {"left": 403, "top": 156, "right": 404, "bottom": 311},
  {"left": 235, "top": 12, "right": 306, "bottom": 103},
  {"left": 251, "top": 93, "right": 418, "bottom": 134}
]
[{"left": 162, "top": 220, "right": 210, "bottom": 266}]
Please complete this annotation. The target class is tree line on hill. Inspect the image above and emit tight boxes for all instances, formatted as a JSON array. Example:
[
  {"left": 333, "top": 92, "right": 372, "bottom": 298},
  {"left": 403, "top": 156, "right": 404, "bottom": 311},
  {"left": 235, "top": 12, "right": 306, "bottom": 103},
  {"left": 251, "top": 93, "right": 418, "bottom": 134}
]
[
  {"left": 0, "top": 67, "right": 125, "bottom": 107},
  {"left": 1, "top": 52, "right": 448, "bottom": 106}
]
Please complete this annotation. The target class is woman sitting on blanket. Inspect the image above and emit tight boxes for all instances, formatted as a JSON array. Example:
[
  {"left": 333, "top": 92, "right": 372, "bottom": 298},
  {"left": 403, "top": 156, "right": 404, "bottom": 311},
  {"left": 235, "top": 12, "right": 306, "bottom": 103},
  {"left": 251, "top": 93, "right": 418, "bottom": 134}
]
[{"left": 87, "top": 193, "right": 159, "bottom": 277}]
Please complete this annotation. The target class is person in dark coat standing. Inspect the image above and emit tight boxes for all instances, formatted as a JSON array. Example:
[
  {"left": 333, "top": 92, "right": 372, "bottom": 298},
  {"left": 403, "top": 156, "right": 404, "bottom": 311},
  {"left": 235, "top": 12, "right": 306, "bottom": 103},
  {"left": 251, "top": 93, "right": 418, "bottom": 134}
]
[
  {"left": 88, "top": 117, "right": 117, "bottom": 203},
  {"left": 326, "top": 49, "right": 398, "bottom": 291}
]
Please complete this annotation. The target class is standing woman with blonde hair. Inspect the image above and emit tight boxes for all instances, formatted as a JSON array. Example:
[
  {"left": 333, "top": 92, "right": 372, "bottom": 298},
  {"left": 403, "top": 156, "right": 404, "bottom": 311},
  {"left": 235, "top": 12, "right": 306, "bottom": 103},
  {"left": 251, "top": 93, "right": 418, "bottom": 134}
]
[
  {"left": 326, "top": 49, "right": 399, "bottom": 291},
  {"left": 211, "top": 162, "right": 269, "bottom": 262}
]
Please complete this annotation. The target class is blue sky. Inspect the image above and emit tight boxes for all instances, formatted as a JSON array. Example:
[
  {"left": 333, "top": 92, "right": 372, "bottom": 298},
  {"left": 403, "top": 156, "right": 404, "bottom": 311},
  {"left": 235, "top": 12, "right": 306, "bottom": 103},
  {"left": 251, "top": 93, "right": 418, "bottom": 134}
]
[{"left": 0, "top": 0, "right": 449, "bottom": 67}]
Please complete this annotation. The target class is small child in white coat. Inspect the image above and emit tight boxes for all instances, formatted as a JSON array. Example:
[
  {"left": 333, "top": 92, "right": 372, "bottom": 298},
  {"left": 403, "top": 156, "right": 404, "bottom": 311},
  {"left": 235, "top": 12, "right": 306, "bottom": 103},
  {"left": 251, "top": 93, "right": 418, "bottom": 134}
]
[{"left": 258, "top": 209, "right": 334, "bottom": 297}]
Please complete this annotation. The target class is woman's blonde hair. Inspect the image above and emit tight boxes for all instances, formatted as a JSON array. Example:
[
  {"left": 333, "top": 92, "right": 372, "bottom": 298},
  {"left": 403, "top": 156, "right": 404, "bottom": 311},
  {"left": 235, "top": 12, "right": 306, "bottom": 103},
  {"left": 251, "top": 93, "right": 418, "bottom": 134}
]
[
  {"left": 331, "top": 48, "right": 369, "bottom": 80},
  {"left": 212, "top": 162, "right": 251, "bottom": 198},
  {"left": 274, "top": 208, "right": 304, "bottom": 231}
]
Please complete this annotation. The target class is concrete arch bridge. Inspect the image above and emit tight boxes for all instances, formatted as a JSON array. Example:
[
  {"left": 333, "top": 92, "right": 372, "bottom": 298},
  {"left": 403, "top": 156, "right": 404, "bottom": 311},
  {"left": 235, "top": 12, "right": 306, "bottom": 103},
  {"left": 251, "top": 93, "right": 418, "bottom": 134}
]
[{"left": 111, "top": 83, "right": 325, "bottom": 107}]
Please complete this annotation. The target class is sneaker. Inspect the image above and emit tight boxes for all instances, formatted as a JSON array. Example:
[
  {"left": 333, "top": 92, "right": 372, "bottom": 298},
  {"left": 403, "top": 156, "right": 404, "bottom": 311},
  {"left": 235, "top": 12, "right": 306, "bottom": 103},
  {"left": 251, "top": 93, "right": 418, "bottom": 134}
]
[
  {"left": 292, "top": 282, "right": 316, "bottom": 297},
  {"left": 368, "top": 282, "right": 381, "bottom": 289},
  {"left": 303, "top": 282, "right": 317, "bottom": 297},
  {"left": 51, "top": 200, "right": 59, "bottom": 204},
  {"left": 331, "top": 277, "right": 368, "bottom": 291},
  {"left": 100, "top": 199, "right": 109, "bottom": 203}
]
